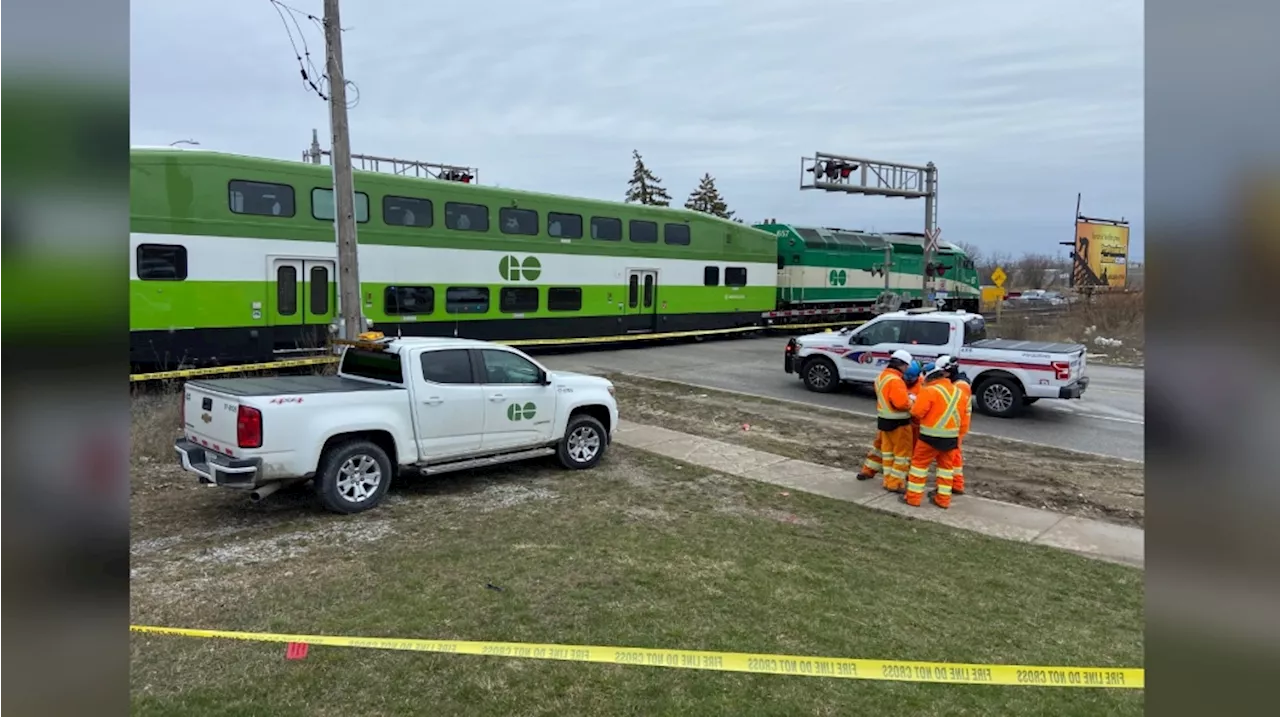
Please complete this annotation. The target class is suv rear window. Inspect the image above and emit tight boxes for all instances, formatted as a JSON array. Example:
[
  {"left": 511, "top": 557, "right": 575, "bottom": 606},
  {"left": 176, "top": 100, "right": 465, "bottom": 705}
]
[
  {"left": 340, "top": 348, "right": 404, "bottom": 384},
  {"left": 963, "top": 317, "right": 987, "bottom": 344}
]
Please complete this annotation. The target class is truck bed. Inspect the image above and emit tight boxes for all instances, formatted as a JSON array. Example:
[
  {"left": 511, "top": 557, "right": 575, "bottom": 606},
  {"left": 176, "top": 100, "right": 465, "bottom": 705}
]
[
  {"left": 969, "top": 338, "right": 1085, "bottom": 354},
  {"left": 187, "top": 375, "right": 404, "bottom": 397}
]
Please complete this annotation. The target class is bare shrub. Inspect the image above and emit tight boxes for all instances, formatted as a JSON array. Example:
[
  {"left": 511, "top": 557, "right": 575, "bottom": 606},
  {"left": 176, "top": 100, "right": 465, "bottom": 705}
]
[{"left": 131, "top": 387, "right": 182, "bottom": 464}]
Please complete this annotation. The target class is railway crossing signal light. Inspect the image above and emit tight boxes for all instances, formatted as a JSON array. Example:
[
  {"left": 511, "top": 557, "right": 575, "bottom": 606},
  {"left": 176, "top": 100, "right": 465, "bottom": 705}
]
[
  {"left": 440, "top": 169, "right": 473, "bottom": 183},
  {"left": 808, "top": 160, "right": 860, "bottom": 181}
]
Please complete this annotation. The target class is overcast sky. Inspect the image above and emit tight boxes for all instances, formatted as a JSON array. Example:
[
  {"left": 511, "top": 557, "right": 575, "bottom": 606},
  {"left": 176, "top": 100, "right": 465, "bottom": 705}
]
[{"left": 130, "top": 0, "right": 1144, "bottom": 259}]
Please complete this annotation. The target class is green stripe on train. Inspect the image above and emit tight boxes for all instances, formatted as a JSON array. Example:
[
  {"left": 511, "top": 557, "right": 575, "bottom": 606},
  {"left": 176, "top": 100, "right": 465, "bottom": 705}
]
[{"left": 130, "top": 281, "right": 775, "bottom": 330}]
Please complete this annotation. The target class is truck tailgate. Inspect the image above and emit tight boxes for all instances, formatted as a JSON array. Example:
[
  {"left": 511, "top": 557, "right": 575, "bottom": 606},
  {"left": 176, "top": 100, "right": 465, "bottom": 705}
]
[{"left": 183, "top": 383, "right": 244, "bottom": 453}]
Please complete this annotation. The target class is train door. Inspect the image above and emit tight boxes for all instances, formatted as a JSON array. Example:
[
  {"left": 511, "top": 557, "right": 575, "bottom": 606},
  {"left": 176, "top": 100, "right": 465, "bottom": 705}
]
[
  {"left": 623, "top": 269, "right": 659, "bottom": 333},
  {"left": 267, "top": 257, "right": 337, "bottom": 354}
]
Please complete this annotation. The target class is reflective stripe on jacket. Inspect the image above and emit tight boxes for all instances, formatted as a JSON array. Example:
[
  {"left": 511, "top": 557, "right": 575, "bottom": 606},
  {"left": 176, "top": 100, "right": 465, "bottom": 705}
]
[
  {"left": 911, "top": 378, "right": 964, "bottom": 439},
  {"left": 875, "top": 368, "right": 911, "bottom": 420}
]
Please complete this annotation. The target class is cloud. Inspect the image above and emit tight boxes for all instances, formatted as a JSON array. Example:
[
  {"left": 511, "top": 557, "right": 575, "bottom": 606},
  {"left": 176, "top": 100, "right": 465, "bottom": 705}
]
[{"left": 130, "top": 0, "right": 1143, "bottom": 257}]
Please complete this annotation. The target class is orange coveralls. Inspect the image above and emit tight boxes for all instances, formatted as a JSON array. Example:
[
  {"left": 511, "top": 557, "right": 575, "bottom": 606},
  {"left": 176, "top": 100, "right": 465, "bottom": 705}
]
[
  {"left": 906, "top": 377, "right": 970, "bottom": 508},
  {"left": 952, "top": 377, "right": 973, "bottom": 493},
  {"left": 858, "top": 367, "right": 914, "bottom": 492}
]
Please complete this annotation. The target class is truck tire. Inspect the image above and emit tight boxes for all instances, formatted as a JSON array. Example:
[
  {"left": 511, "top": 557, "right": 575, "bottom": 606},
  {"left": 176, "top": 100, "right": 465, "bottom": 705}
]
[
  {"left": 314, "top": 440, "right": 393, "bottom": 514},
  {"left": 975, "top": 376, "right": 1024, "bottom": 419},
  {"left": 801, "top": 357, "right": 839, "bottom": 393},
  {"left": 558, "top": 414, "right": 608, "bottom": 470}
]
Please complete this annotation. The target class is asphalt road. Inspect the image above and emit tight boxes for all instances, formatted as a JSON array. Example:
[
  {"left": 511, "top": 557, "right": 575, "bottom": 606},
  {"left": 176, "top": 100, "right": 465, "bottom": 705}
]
[{"left": 540, "top": 336, "right": 1145, "bottom": 462}]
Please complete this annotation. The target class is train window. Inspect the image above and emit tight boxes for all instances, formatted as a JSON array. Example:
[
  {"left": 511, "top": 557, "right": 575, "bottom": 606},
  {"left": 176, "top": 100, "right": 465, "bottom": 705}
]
[
  {"left": 384, "top": 286, "right": 435, "bottom": 315},
  {"left": 906, "top": 320, "right": 950, "bottom": 346},
  {"left": 777, "top": 255, "right": 785, "bottom": 269},
  {"left": 383, "top": 196, "right": 433, "bottom": 228},
  {"left": 500, "top": 287, "right": 539, "bottom": 313},
  {"left": 547, "top": 287, "right": 583, "bottom": 311},
  {"left": 445, "top": 202, "right": 490, "bottom": 232},
  {"left": 276, "top": 266, "right": 298, "bottom": 316},
  {"left": 311, "top": 187, "right": 370, "bottom": 223},
  {"left": 628, "top": 274, "right": 639, "bottom": 308},
  {"left": 229, "top": 180, "right": 296, "bottom": 217},
  {"left": 664, "top": 223, "right": 691, "bottom": 246},
  {"left": 309, "top": 265, "right": 330, "bottom": 314},
  {"left": 629, "top": 220, "right": 658, "bottom": 243},
  {"left": 703, "top": 266, "right": 720, "bottom": 286},
  {"left": 136, "top": 244, "right": 187, "bottom": 280},
  {"left": 548, "top": 212, "right": 583, "bottom": 239},
  {"left": 643, "top": 274, "right": 655, "bottom": 307},
  {"left": 725, "top": 267, "right": 748, "bottom": 287},
  {"left": 445, "top": 286, "right": 490, "bottom": 313},
  {"left": 499, "top": 207, "right": 539, "bottom": 236},
  {"left": 591, "top": 216, "right": 622, "bottom": 241}
]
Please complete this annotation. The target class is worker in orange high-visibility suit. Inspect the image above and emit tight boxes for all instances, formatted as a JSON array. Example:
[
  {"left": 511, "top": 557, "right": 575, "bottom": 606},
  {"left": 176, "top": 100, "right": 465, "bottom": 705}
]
[
  {"left": 905, "top": 355, "right": 970, "bottom": 508},
  {"left": 908, "top": 362, "right": 926, "bottom": 446},
  {"left": 856, "top": 349, "right": 915, "bottom": 492},
  {"left": 947, "top": 360, "right": 973, "bottom": 494}
]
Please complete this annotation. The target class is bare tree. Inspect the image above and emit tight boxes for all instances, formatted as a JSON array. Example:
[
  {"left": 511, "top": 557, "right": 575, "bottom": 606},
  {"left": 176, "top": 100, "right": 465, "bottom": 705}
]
[
  {"left": 976, "top": 250, "right": 1013, "bottom": 286},
  {"left": 1013, "top": 252, "right": 1056, "bottom": 290}
]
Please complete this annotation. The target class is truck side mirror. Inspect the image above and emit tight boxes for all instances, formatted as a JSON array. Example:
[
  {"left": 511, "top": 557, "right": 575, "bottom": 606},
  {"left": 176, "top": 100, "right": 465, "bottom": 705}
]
[{"left": 538, "top": 370, "right": 551, "bottom": 385}]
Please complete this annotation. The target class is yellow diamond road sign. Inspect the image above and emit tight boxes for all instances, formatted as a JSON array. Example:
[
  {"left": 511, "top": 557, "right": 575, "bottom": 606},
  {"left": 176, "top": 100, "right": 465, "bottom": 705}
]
[{"left": 991, "top": 266, "right": 1007, "bottom": 288}]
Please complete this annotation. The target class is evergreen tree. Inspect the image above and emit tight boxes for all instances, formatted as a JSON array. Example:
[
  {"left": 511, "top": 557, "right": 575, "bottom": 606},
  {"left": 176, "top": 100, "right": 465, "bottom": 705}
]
[
  {"left": 683, "top": 173, "right": 735, "bottom": 220},
  {"left": 624, "top": 150, "right": 672, "bottom": 206}
]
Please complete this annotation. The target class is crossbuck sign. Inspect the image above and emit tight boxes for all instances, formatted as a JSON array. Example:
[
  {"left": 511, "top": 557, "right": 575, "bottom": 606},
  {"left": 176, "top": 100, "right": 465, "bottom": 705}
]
[{"left": 925, "top": 227, "right": 942, "bottom": 252}]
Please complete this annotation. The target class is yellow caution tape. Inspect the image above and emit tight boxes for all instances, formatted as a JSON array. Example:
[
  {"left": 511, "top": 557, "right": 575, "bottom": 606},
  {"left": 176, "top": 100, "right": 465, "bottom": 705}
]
[
  {"left": 130, "top": 357, "right": 338, "bottom": 382},
  {"left": 129, "top": 625, "right": 1142, "bottom": 689}
]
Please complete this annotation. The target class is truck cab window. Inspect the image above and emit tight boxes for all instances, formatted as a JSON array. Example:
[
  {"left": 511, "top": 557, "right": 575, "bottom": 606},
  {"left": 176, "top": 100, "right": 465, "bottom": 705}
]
[
  {"left": 854, "top": 320, "right": 906, "bottom": 345},
  {"left": 420, "top": 349, "right": 474, "bottom": 385},
  {"left": 481, "top": 350, "right": 541, "bottom": 384},
  {"left": 906, "top": 321, "right": 950, "bottom": 346}
]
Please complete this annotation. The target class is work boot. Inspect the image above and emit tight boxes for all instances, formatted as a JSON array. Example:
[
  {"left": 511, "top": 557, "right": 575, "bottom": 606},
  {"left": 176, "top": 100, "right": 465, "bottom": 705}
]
[
  {"left": 856, "top": 472, "right": 876, "bottom": 481},
  {"left": 927, "top": 489, "right": 949, "bottom": 509},
  {"left": 953, "top": 486, "right": 965, "bottom": 495}
]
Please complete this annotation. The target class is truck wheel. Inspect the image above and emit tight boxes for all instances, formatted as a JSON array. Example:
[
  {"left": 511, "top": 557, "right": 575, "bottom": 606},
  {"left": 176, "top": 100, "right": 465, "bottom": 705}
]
[
  {"left": 801, "top": 357, "right": 839, "bottom": 393},
  {"left": 976, "top": 377, "right": 1024, "bottom": 418},
  {"left": 558, "top": 414, "right": 607, "bottom": 470},
  {"left": 314, "top": 440, "right": 393, "bottom": 514}
]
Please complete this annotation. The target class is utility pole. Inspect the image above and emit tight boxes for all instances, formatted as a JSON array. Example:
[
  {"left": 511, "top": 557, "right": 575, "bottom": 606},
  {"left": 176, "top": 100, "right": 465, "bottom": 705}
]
[{"left": 323, "top": 0, "right": 363, "bottom": 341}]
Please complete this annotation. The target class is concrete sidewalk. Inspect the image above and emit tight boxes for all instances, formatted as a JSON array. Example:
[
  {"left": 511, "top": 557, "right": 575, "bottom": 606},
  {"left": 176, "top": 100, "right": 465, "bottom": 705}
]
[{"left": 613, "top": 421, "right": 1144, "bottom": 568}]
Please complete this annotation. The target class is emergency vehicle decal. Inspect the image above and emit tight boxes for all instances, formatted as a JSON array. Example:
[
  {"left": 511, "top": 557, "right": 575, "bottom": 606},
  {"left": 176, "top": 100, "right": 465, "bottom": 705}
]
[{"left": 852, "top": 351, "right": 1059, "bottom": 373}]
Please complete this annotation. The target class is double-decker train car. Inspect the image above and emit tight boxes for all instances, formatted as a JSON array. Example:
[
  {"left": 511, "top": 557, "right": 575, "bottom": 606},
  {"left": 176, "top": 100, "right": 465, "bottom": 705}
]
[{"left": 130, "top": 147, "right": 777, "bottom": 367}]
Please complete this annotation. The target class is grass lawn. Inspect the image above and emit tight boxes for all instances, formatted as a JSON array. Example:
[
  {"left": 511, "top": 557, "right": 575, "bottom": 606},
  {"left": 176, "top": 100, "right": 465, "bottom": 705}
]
[{"left": 131, "top": 397, "right": 1143, "bottom": 716}]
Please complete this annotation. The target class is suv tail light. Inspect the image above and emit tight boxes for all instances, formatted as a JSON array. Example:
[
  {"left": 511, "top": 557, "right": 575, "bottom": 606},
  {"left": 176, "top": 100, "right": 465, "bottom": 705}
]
[
  {"left": 1051, "top": 361, "right": 1071, "bottom": 380},
  {"left": 786, "top": 338, "right": 797, "bottom": 354},
  {"left": 237, "top": 406, "right": 263, "bottom": 448}
]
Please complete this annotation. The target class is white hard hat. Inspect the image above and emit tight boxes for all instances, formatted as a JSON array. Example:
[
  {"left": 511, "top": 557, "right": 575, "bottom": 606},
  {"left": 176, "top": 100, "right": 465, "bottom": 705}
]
[
  {"left": 890, "top": 349, "right": 913, "bottom": 364},
  {"left": 935, "top": 355, "right": 957, "bottom": 370}
]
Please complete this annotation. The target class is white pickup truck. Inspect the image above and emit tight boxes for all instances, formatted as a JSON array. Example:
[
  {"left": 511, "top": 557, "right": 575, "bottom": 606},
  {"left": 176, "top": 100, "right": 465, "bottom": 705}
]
[
  {"left": 784, "top": 310, "right": 1089, "bottom": 418},
  {"left": 174, "top": 335, "right": 619, "bottom": 513}
]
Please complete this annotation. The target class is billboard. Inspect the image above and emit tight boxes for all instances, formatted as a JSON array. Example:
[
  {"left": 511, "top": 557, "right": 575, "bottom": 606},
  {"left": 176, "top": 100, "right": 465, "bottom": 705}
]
[{"left": 1072, "top": 220, "right": 1129, "bottom": 288}]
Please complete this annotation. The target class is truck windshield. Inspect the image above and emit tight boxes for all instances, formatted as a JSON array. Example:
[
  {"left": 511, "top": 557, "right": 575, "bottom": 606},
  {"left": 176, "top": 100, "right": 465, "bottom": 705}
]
[
  {"left": 340, "top": 349, "right": 404, "bottom": 384},
  {"left": 963, "top": 317, "right": 987, "bottom": 344}
]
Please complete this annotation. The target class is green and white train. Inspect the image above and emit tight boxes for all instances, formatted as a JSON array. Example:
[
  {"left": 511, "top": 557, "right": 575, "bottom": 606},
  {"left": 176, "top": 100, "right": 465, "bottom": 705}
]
[
  {"left": 130, "top": 147, "right": 980, "bottom": 368},
  {"left": 130, "top": 147, "right": 777, "bottom": 367}
]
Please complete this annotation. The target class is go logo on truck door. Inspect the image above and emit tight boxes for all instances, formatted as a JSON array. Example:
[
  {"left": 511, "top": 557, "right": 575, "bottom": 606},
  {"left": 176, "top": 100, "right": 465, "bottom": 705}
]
[{"left": 507, "top": 402, "right": 538, "bottom": 421}]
